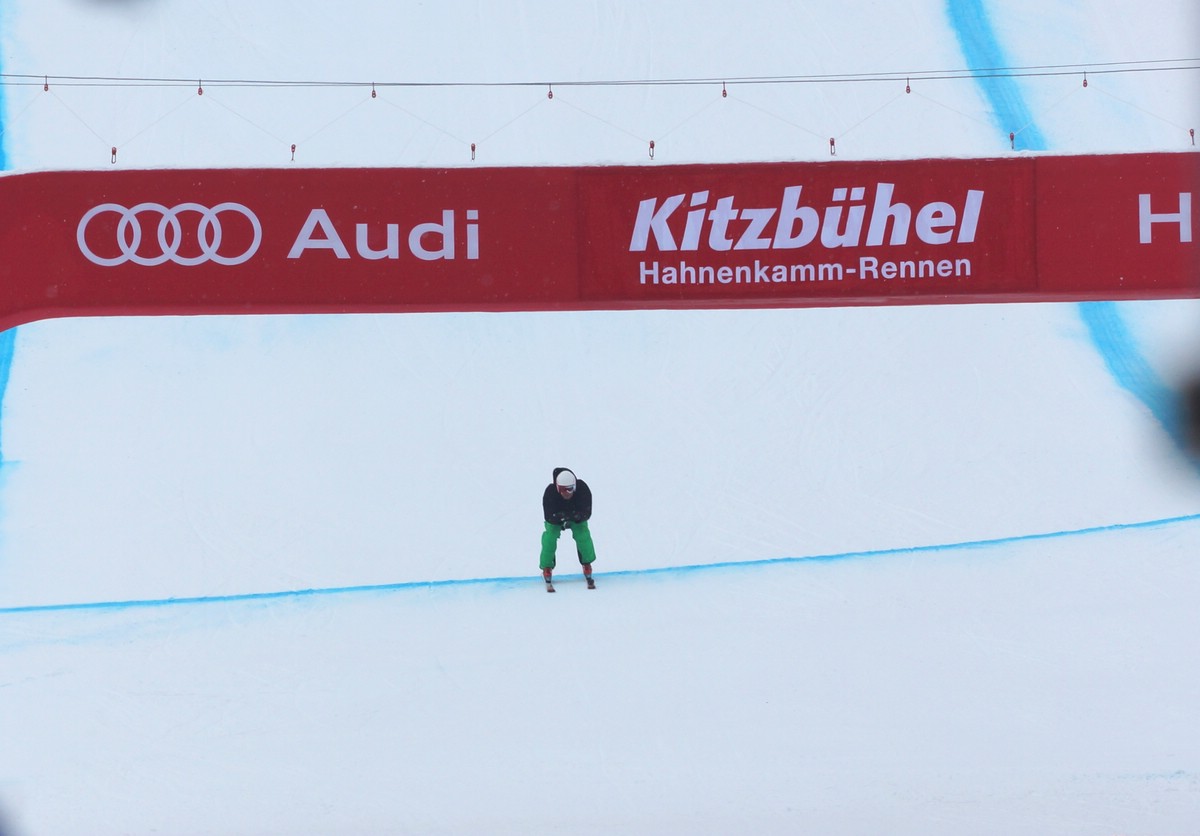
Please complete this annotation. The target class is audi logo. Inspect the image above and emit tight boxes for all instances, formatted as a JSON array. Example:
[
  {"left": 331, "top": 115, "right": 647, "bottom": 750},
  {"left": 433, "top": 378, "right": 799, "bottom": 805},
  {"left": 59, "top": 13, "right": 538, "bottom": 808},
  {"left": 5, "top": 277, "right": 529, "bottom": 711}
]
[{"left": 77, "top": 202, "right": 263, "bottom": 266}]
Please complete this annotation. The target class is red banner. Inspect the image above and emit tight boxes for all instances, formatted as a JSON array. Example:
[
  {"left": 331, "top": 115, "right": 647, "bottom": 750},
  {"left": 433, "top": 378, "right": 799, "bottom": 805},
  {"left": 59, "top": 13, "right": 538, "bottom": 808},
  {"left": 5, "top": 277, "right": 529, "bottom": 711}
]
[
  {"left": 578, "top": 157, "right": 1037, "bottom": 307},
  {"left": 1036, "top": 153, "right": 1199, "bottom": 296},
  {"left": 0, "top": 152, "right": 1195, "bottom": 330}
]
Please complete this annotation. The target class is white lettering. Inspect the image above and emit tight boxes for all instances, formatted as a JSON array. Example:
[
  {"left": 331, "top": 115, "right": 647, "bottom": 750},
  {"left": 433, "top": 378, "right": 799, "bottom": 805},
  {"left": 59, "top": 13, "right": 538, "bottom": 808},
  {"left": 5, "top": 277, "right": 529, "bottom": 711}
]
[
  {"left": 289, "top": 209, "right": 350, "bottom": 259},
  {"left": 631, "top": 184, "right": 986, "bottom": 253},
  {"left": 735, "top": 207, "right": 776, "bottom": 250},
  {"left": 1139, "top": 193, "right": 1193, "bottom": 243},
  {"left": 466, "top": 209, "right": 479, "bottom": 259},
  {"left": 630, "top": 194, "right": 686, "bottom": 251},
  {"left": 819, "top": 263, "right": 843, "bottom": 281},
  {"left": 820, "top": 187, "right": 867, "bottom": 248},
  {"left": 958, "top": 190, "right": 983, "bottom": 243},
  {"left": 915, "top": 202, "right": 956, "bottom": 245},
  {"left": 865, "top": 183, "right": 911, "bottom": 246},
  {"left": 773, "top": 186, "right": 820, "bottom": 249},
  {"left": 681, "top": 192, "right": 708, "bottom": 251},
  {"left": 290, "top": 208, "right": 478, "bottom": 261},
  {"left": 408, "top": 210, "right": 456, "bottom": 261},
  {"left": 707, "top": 197, "right": 739, "bottom": 251},
  {"left": 356, "top": 223, "right": 400, "bottom": 260},
  {"left": 859, "top": 255, "right": 972, "bottom": 279}
]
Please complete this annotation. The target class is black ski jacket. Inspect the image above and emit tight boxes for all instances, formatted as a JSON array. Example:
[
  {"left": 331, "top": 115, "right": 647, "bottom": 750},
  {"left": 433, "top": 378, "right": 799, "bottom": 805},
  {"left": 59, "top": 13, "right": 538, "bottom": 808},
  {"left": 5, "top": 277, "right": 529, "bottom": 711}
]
[{"left": 543, "top": 468, "right": 592, "bottom": 525}]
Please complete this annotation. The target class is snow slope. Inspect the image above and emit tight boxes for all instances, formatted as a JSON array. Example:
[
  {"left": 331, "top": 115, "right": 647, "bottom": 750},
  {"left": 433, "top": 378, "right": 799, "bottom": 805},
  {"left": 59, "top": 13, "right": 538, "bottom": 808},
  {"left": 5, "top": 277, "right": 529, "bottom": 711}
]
[{"left": 0, "top": 1, "right": 1198, "bottom": 834}]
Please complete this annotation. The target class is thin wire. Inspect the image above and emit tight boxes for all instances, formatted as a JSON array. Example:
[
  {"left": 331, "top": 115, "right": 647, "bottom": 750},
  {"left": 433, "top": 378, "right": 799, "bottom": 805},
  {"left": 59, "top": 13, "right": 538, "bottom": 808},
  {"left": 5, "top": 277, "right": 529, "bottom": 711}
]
[
  {"left": 201, "top": 93, "right": 291, "bottom": 146},
  {"left": 835, "top": 89, "right": 907, "bottom": 139},
  {"left": 296, "top": 93, "right": 373, "bottom": 145},
  {"left": 9, "top": 58, "right": 1195, "bottom": 164},
  {"left": 655, "top": 96, "right": 723, "bottom": 142},
  {"left": 1018, "top": 79, "right": 1087, "bottom": 136},
  {"left": 722, "top": 94, "right": 827, "bottom": 142},
  {"left": 1, "top": 58, "right": 1196, "bottom": 91},
  {"left": 46, "top": 89, "right": 109, "bottom": 146},
  {"left": 1087, "top": 80, "right": 1195, "bottom": 131},
  {"left": 477, "top": 97, "right": 545, "bottom": 143},
  {"left": 116, "top": 89, "right": 199, "bottom": 147},
  {"left": 906, "top": 88, "right": 996, "bottom": 131},
  {"left": 552, "top": 93, "right": 649, "bottom": 143},
  {"left": 0, "top": 87, "right": 43, "bottom": 142},
  {"left": 374, "top": 95, "right": 472, "bottom": 145}
]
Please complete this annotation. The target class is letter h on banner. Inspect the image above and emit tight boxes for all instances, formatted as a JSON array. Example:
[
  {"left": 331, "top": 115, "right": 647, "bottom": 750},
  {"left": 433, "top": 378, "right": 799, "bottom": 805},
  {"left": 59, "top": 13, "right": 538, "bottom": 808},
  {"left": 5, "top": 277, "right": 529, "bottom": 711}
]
[{"left": 1139, "top": 193, "right": 1193, "bottom": 244}]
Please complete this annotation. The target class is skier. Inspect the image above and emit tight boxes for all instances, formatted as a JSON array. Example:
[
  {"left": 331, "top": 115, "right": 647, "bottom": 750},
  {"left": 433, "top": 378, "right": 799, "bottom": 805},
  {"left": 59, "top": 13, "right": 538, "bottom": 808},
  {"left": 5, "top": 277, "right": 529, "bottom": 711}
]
[{"left": 541, "top": 467, "right": 596, "bottom": 591}]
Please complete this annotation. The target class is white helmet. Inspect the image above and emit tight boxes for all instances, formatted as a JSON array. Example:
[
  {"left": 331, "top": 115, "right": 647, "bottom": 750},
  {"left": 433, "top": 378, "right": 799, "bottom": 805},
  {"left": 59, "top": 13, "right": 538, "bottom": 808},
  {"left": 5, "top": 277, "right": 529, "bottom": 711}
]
[{"left": 555, "top": 470, "right": 577, "bottom": 489}]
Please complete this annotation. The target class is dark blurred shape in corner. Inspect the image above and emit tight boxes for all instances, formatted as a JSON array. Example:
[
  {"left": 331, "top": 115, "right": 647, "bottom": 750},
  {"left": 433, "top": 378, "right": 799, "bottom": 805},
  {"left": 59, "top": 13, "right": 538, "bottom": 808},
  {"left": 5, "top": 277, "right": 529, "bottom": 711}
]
[{"left": 1181, "top": 374, "right": 1200, "bottom": 459}]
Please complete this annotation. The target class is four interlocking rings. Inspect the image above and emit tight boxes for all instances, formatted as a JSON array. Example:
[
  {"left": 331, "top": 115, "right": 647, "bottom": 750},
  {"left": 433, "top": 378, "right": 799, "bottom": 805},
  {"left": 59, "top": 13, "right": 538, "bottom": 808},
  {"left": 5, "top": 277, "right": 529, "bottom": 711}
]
[{"left": 77, "top": 202, "right": 263, "bottom": 266}]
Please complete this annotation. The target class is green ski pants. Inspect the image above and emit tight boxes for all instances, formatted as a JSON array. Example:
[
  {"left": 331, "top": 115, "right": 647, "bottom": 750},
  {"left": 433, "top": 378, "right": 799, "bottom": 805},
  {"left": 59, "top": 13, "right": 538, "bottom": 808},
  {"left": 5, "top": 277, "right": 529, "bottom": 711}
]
[{"left": 540, "top": 520, "right": 596, "bottom": 571}]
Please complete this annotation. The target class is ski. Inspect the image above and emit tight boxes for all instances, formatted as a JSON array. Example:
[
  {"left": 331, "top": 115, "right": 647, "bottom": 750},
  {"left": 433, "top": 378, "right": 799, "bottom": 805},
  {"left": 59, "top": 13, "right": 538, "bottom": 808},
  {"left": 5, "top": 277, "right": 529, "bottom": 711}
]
[{"left": 541, "top": 572, "right": 593, "bottom": 592}]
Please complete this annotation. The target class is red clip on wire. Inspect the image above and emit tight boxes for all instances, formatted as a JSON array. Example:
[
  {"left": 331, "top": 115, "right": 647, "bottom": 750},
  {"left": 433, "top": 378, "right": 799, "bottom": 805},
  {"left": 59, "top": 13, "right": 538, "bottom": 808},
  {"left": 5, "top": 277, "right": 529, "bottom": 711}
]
[
  {"left": 1009, "top": 131, "right": 1016, "bottom": 149},
  {"left": 1191, "top": 128, "right": 1196, "bottom": 146},
  {"left": 471, "top": 142, "right": 477, "bottom": 161},
  {"left": 829, "top": 137, "right": 836, "bottom": 156},
  {"left": 371, "top": 83, "right": 377, "bottom": 99},
  {"left": 110, "top": 146, "right": 117, "bottom": 164},
  {"left": 648, "top": 140, "right": 655, "bottom": 159},
  {"left": 905, "top": 78, "right": 911, "bottom": 94},
  {"left": 1082, "top": 72, "right": 1088, "bottom": 88},
  {"left": 197, "top": 80, "right": 203, "bottom": 96},
  {"left": 547, "top": 84, "right": 554, "bottom": 100},
  {"left": 43, "top": 76, "right": 48, "bottom": 92},
  {"left": 722, "top": 82, "right": 727, "bottom": 99},
  {"left": 290, "top": 143, "right": 296, "bottom": 162}
]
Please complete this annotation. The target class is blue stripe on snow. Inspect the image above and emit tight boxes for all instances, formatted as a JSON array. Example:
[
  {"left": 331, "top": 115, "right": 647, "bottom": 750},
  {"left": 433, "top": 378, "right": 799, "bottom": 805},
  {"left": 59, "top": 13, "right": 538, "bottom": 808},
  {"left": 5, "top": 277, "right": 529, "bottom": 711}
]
[
  {"left": 1078, "top": 301, "right": 1181, "bottom": 442},
  {"left": 0, "top": 328, "right": 14, "bottom": 461},
  {"left": 0, "top": 0, "right": 13, "bottom": 465},
  {"left": 946, "top": 0, "right": 1179, "bottom": 442},
  {"left": 945, "top": 0, "right": 1047, "bottom": 152},
  {"left": 3, "top": 512, "right": 1198, "bottom": 615}
]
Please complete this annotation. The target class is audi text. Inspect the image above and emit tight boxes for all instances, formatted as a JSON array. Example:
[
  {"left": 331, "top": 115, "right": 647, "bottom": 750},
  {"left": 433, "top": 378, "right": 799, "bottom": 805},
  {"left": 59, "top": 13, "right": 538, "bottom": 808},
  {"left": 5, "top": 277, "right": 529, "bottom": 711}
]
[{"left": 288, "top": 209, "right": 480, "bottom": 261}]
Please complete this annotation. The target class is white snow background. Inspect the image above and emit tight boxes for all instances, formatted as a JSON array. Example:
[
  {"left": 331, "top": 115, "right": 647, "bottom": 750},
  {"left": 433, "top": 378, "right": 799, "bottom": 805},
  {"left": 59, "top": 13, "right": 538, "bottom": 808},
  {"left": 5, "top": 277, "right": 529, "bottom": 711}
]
[{"left": 1, "top": 1, "right": 1199, "bottom": 833}]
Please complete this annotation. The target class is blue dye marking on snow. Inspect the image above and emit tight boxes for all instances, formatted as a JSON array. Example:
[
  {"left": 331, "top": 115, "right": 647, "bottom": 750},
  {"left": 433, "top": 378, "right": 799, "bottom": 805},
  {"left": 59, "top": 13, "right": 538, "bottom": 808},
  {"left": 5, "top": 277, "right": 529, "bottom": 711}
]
[
  {"left": 3, "top": 512, "right": 1197, "bottom": 615},
  {"left": 0, "top": 2, "right": 12, "bottom": 466},
  {"left": 1078, "top": 301, "right": 1181, "bottom": 442},
  {"left": 946, "top": 0, "right": 1178, "bottom": 442},
  {"left": 0, "top": 4, "right": 6, "bottom": 175},
  {"left": 945, "top": 0, "right": 1046, "bottom": 152},
  {"left": 0, "top": 329, "right": 15, "bottom": 461}
]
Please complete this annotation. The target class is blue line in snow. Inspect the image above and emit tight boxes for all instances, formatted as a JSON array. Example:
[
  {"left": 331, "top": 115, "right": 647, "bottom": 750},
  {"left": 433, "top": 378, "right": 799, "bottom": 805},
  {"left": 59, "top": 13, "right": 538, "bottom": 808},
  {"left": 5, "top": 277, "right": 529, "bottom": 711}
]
[
  {"left": 0, "top": 329, "right": 15, "bottom": 461},
  {"left": 2, "top": 512, "right": 1197, "bottom": 615},
  {"left": 1078, "top": 301, "right": 1181, "bottom": 442},
  {"left": 945, "top": 0, "right": 1046, "bottom": 152},
  {"left": 945, "top": 1, "right": 1178, "bottom": 443},
  {"left": 0, "top": 0, "right": 13, "bottom": 466},
  {"left": 0, "top": 5, "right": 6, "bottom": 173}
]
